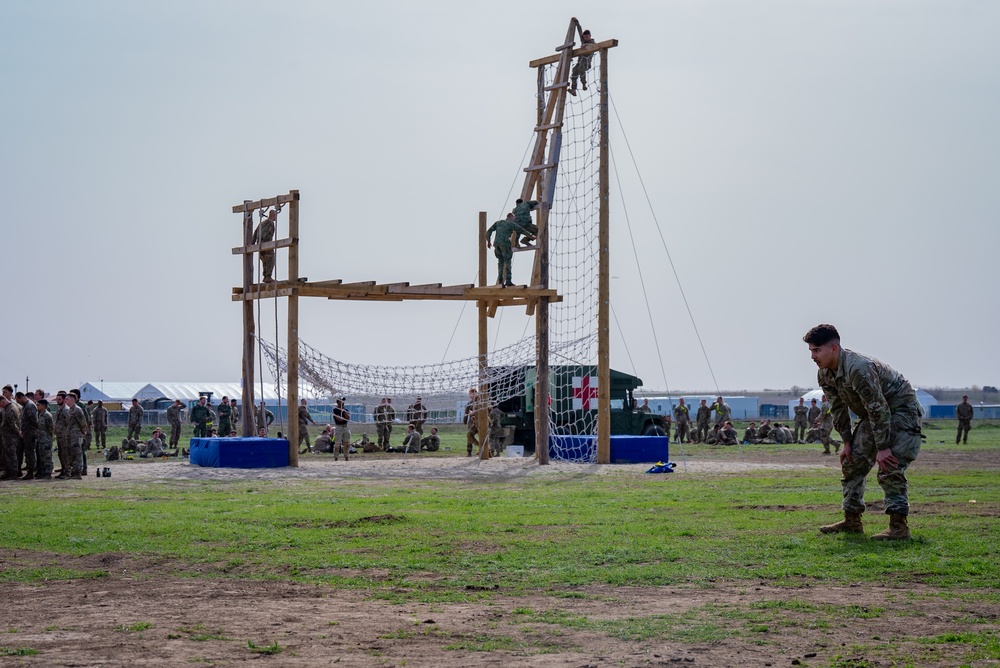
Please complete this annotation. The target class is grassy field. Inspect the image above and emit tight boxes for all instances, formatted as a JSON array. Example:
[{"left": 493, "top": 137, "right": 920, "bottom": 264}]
[{"left": 1, "top": 420, "right": 998, "bottom": 666}]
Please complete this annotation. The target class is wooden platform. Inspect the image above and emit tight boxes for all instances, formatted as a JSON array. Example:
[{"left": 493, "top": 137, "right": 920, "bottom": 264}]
[{"left": 232, "top": 279, "right": 561, "bottom": 305}]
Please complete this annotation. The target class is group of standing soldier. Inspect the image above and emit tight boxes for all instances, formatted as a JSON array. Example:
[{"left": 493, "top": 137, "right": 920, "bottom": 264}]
[{"left": 0, "top": 386, "right": 96, "bottom": 481}]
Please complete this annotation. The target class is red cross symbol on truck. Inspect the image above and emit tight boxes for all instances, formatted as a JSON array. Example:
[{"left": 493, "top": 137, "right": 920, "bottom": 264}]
[{"left": 572, "top": 376, "right": 598, "bottom": 410}]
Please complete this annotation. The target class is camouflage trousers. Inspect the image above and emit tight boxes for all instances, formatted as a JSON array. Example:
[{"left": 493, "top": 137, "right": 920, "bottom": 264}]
[
  {"left": 35, "top": 435, "right": 54, "bottom": 476},
  {"left": 494, "top": 245, "right": 513, "bottom": 285},
  {"left": 696, "top": 422, "right": 710, "bottom": 442},
  {"left": 839, "top": 412, "right": 922, "bottom": 517},
  {"left": 83, "top": 430, "right": 92, "bottom": 450},
  {"left": 261, "top": 251, "right": 275, "bottom": 281},
  {"left": 570, "top": 56, "right": 592, "bottom": 91},
  {"left": 20, "top": 431, "right": 37, "bottom": 477},
  {"left": 794, "top": 418, "right": 808, "bottom": 442},
  {"left": 376, "top": 423, "right": 392, "bottom": 449},
  {"left": 219, "top": 419, "right": 232, "bottom": 437},
  {"left": 66, "top": 434, "right": 84, "bottom": 476},
  {"left": 956, "top": 420, "right": 971, "bottom": 444},
  {"left": 94, "top": 426, "right": 107, "bottom": 449},
  {"left": 466, "top": 422, "right": 479, "bottom": 454},
  {"left": 675, "top": 421, "right": 689, "bottom": 443},
  {"left": 298, "top": 425, "right": 311, "bottom": 448},
  {"left": 820, "top": 425, "right": 834, "bottom": 451},
  {"left": 1, "top": 433, "right": 18, "bottom": 477},
  {"left": 127, "top": 424, "right": 142, "bottom": 441},
  {"left": 168, "top": 422, "right": 182, "bottom": 447},
  {"left": 192, "top": 422, "right": 207, "bottom": 438}
]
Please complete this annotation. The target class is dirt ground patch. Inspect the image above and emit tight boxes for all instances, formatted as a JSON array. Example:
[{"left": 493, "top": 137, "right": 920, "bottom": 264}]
[{"left": 1, "top": 575, "right": 991, "bottom": 667}]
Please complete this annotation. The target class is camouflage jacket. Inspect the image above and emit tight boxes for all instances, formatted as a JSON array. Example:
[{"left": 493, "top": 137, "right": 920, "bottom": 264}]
[
  {"left": 166, "top": 404, "right": 182, "bottom": 426},
  {"left": 20, "top": 400, "right": 39, "bottom": 435},
  {"left": 817, "top": 347, "right": 919, "bottom": 451},
  {"left": 374, "top": 404, "right": 396, "bottom": 425},
  {"left": 37, "top": 410, "right": 55, "bottom": 442},
  {"left": 793, "top": 405, "right": 809, "bottom": 422},
  {"left": 711, "top": 402, "right": 732, "bottom": 425},
  {"left": 511, "top": 200, "right": 538, "bottom": 228},
  {"left": 252, "top": 219, "right": 276, "bottom": 245},
  {"left": 218, "top": 404, "right": 234, "bottom": 425},
  {"left": 486, "top": 218, "right": 531, "bottom": 250},
  {"left": 190, "top": 404, "right": 211, "bottom": 425},
  {"left": 91, "top": 406, "right": 108, "bottom": 429},
  {"left": 673, "top": 403, "right": 690, "bottom": 424},
  {"left": 297, "top": 407, "right": 313, "bottom": 427},
  {"left": 0, "top": 403, "right": 20, "bottom": 436},
  {"left": 695, "top": 405, "right": 712, "bottom": 425},
  {"left": 956, "top": 402, "right": 974, "bottom": 421},
  {"left": 66, "top": 405, "right": 89, "bottom": 439},
  {"left": 55, "top": 404, "right": 69, "bottom": 438},
  {"left": 128, "top": 404, "right": 143, "bottom": 427},
  {"left": 819, "top": 401, "right": 833, "bottom": 427},
  {"left": 807, "top": 405, "right": 821, "bottom": 423}
]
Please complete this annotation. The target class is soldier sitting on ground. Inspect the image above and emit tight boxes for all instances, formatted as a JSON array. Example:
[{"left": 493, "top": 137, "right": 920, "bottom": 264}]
[
  {"left": 720, "top": 421, "right": 739, "bottom": 445},
  {"left": 742, "top": 421, "right": 758, "bottom": 444},
  {"left": 386, "top": 425, "right": 421, "bottom": 453},
  {"left": 313, "top": 425, "right": 334, "bottom": 453},
  {"left": 420, "top": 427, "right": 441, "bottom": 452},
  {"left": 805, "top": 420, "right": 823, "bottom": 443},
  {"left": 704, "top": 423, "right": 723, "bottom": 445},
  {"left": 140, "top": 428, "right": 165, "bottom": 458}
]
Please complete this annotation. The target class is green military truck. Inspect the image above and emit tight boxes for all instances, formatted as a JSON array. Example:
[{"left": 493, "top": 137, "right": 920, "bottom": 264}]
[{"left": 493, "top": 365, "right": 671, "bottom": 452}]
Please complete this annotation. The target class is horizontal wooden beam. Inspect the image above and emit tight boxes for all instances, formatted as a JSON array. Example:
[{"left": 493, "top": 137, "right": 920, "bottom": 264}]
[
  {"left": 231, "top": 237, "right": 296, "bottom": 255},
  {"left": 529, "top": 38, "right": 618, "bottom": 68},
  {"left": 233, "top": 280, "right": 561, "bottom": 304},
  {"left": 231, "top": 191, "right": 300, "bottom": 214}
]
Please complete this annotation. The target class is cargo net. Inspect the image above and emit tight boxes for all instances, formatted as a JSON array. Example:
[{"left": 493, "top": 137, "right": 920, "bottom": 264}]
[{"left": 256, "top": 52, "right": 601, "bottom": 462}]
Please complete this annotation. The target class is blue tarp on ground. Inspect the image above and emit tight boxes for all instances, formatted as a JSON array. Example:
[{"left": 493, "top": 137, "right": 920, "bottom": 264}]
[
  {"left": 549, "top": 435, "right": 669, "bottom": 464},
  {"left": 189, "top": 437, "right": 289, "bottom": 468}
]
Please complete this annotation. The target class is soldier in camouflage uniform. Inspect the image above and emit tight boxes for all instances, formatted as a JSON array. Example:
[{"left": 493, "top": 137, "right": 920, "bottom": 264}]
[
  {"left": 463, "top": 389, "right": 480, "bottom": 456},
  {"left": 190, "top": 397, "right": 212, "bottom": 438},
  {"left": 70, "top": 390, "right": 88, "bottom": 474},
  {"left": 62, "top": 393, "right": 89, "bottom": 479},
  {"left": 35, "top": 399, "right": 55, "bottom": 478},
  {"left": 805, "top": 324, "right": 922, "bottom": 540},
  {"left": 955, "top": 395, "right": 974, "bottom": 445},
  {"left": 511, "top": 199, "right": 539, "bottom": 245},
  {"left": 568, "top": 29, "right": 596, "bottom": 96},
  {"left": 488, "top": 403, "right": 504, "bottom": 456},
  {"left": 710, "top": 396, "right": 732, "bottom": 427},
  {"left": 420, "top": 427, "right": 441, "bottom": 452},
  {"left": 807, "top": 398, "right": 821, "bottom": 427},
  {"left": 742, "top": 422, "right": 758, "bottom": 444},
  {"left": 756, "top": 419, "right": 772, "bottom": 441},
  {"left": 819, "top": 394, "right": 836, "bottom": 454},
  {"left": 253, "top": 209, "right": 277, "bottom": 283},
  {"left": 0, "top": 395, "right": 21, "bottom": 480},
  {"left": 720, "top": 421, "right": 739, "bottom": 445},
  {"left": 83, "top": 400, "right": 94, "bottom": 451},
  {"left": 298, "top": 398, "right": 316, "bottom": 452},
  {"left": 53, "top": 392, "right": 69, "bottom": 478},
  {"left": 15, "top": 393, "right": 38, "bottom": 480},
  {"left": 673, "top": 398, "right": 691, "bottom": 444},
  {"left": 486, "top": 213, "right": 534, "bottom": 287},
  {"left": 793, "top": 398, "right": 809, "bottom": 443},
  {"left": 255, "top": 402, "right": 274, "bottom": 436},
  {"left": 92, "top": 400, "right": 108, "bottom": 449},
  {"left": 218, "top": 397, "right": 234, "bottom": 437},
  {"left": 166, "top": 399, "right": 183, "bottom": 447},
  {"left": 127, "top": 398, "right": 143, "bottom": 441},
  {"left": 373, "top": 397, "right": 395, "bottom": 451},
  {"left": 694, "top": 399, "right": 712, "bottom": 443}
]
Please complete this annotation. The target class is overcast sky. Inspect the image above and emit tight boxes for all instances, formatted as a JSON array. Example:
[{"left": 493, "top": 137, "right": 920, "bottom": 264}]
[{"left": 2, "top": 1, "right": 997, "bottom": 396}]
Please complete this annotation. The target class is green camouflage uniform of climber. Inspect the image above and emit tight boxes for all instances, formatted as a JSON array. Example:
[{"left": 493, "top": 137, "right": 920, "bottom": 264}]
[
  {"left": 568, "top": 30, "right": 595, "bottom": 96},
  {"left": 486, "top": 213, "right": 533, "bottom": 287},
  {"left": 805, "top": 324, "right": 922, "bottom": 541},
  {"left": 511, "top": 199, "right": 539, "bottom": 244},
  {"left": 253, "top": 210, "right": 277, "bottom": 283}
]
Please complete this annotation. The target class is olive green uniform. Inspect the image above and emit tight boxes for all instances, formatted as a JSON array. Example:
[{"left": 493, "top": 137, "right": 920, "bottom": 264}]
[
  {"left": 486, "top": 217, "right": 532, "bottom": 286},
  {"left": 91, "top": 405, "right": 108, "bottom": 448},
  {"left": 793, "top": 404, "right": 809, "bottom": 442},
  {"left": 374, "top": 403, "right": 395, "bottom": 450}
]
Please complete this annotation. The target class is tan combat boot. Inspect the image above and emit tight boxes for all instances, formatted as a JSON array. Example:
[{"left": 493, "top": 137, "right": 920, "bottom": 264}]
[
  {"left": 819, "top": 511, "right": 864, "bottom": 534},
  {"left": 871, "top": 513, "right": 910, "bottom": 541}
]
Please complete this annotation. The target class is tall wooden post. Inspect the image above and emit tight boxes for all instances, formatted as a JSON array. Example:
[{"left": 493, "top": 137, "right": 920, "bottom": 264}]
[
  {"left": 241, "top": 203, "right": 257, "bottom": 437},
  {"left": 596, "top": 48, "right": 611, "bottom": 464},
  {"left": 287, "top": 190, "right": 300, "bottom": 466},
  {"left": 477, "top": 212, "right": 491, "bottom": 459}
]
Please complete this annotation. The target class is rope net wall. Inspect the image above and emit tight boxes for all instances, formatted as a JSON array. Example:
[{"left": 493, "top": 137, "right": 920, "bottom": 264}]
[{"left": 258, "top": 56, "right": 602, "bottom": 461}]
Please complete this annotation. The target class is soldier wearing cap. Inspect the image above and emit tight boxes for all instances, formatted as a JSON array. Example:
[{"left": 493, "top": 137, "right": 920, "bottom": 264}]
[{"left": 407, "top": 396, "right": 428, "bottom": 435}]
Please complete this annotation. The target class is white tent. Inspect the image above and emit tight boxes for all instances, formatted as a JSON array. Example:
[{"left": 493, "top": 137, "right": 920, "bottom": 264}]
[{"left": 78, "top": 381, "right": 282, "bottom": 404}]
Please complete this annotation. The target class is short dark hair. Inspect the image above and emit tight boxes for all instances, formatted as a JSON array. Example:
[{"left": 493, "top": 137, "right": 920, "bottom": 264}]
[
  {"left": 38, "top": 399, "right": 49, "bottom": 406},
  {"left": 15, "top": 391, "right": 25, "bottom": 399},
  {"left": 803, "top": 324, "right": 840, "bottom": 347}
]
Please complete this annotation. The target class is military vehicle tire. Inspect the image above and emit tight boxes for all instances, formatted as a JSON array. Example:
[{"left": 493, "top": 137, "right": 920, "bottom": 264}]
[{"left": 642, "top": 424, "right": 667, "bottom": 437}]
